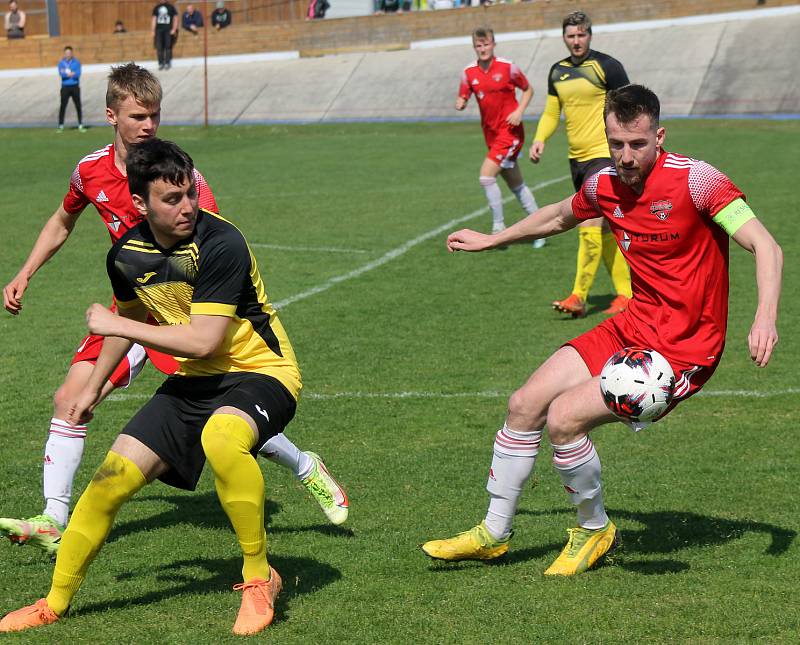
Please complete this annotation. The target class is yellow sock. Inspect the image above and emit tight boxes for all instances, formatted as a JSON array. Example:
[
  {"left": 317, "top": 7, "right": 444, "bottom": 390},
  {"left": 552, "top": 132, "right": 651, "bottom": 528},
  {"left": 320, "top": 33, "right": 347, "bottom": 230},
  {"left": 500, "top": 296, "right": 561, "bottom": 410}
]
[
  {"left": 571, "top": 226, "right": 603, "bottom": 301},
  {"left": 46, "top": 452, "right": 146, "bottom": 615},
  {"left": 602, "top": 232, "right": 632, "bottom": 298},
  {"left": 201, "top": 413, "right": 269, "bottom": 582}
]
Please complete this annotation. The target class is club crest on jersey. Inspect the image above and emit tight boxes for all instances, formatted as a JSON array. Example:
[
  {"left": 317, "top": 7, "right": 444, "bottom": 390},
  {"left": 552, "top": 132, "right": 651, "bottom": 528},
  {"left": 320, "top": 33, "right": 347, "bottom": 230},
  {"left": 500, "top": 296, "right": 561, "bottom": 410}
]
[
  {"left": 96, "top": 190, "right": 109, "bottom": 203},
  {"left": 492, "top": 73, "right": 503, "bottom": 82},
  {"left": 650, "top": 199, "right": 672, "bottom": 221},
  {"left": 108, "top": 213, "right": 122, "bottom": 233}
]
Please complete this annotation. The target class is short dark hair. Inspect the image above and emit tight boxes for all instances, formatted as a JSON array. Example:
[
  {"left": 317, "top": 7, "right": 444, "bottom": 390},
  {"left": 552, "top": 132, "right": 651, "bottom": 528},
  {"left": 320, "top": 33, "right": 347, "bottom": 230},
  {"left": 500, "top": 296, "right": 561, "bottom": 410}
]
[
  {"left": 563, "top": 11, "right": 591, "bottom": 34},
  {"left": 604, "top": 84, "right": 660, "bottom": 129},
  {"left": 126, "top": 138, "right": 194, "bottom": 201},
  {"left": 64, "top": 46, "right": 72, "bottom": 51},
  {"left": 472, "top": 27, "right": 495, "bottom": 42}
]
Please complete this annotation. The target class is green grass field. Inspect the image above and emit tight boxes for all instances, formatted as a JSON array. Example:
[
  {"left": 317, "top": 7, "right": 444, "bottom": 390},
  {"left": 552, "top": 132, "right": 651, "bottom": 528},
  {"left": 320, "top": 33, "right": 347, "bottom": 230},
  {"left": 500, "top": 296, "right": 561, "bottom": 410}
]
[{"left": 0, "top": 120, "right": 797, "bottom": 643}]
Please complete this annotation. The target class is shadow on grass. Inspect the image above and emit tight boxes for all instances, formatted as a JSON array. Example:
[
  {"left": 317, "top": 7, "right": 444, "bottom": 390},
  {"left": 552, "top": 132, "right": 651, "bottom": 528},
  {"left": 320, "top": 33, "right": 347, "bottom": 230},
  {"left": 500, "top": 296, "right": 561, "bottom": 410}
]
[
  {"left": 107, "top": 492, "right": 354, "bottom": 545},
  {"left": 428, "top": 507, "right": 795, "bottom": 574},
  {"left": 75, "top": 553, "right": 340, "bottom": 623}
]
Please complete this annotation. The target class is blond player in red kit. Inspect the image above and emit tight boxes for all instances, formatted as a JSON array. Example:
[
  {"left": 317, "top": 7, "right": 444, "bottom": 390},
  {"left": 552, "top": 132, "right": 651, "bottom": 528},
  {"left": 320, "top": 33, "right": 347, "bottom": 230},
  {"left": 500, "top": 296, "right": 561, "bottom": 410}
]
[{"left": 458, "top": 27, "right": 544, "bottom": 248}]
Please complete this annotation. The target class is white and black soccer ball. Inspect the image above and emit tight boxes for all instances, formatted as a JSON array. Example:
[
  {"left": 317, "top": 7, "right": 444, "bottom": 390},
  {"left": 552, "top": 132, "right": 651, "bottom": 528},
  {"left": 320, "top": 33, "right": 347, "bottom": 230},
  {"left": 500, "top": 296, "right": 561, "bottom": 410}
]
[{"left": 600, "top": 347, "right": 676, "bottom": 422}]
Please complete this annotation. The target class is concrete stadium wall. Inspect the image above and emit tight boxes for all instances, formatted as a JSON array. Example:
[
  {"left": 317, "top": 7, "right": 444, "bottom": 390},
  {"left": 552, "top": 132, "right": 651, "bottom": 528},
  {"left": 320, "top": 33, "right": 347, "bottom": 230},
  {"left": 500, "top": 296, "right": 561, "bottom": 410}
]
[{"left": 0, "top": 7, "right": 798, "bottom": 128}]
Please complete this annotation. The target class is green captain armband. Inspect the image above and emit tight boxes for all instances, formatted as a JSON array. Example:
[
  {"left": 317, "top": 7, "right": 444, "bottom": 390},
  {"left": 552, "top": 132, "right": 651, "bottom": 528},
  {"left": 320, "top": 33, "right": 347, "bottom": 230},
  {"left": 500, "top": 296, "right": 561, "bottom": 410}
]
[{"left": 713, "top": 198, "right": 755, "bottom": 236}]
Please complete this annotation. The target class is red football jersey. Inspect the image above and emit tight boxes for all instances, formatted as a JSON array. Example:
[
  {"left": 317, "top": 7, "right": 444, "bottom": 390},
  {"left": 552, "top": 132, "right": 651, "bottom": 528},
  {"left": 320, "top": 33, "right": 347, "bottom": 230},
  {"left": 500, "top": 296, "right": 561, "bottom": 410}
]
[
  {"left": 459, "top": 57, "right": 529, "bottom": 139},
  {"left": 571, "top": 150, "right": 744, "bottom": 366},
  {"left": 62, "top": 143, "right": 218, "bottom": 243}
]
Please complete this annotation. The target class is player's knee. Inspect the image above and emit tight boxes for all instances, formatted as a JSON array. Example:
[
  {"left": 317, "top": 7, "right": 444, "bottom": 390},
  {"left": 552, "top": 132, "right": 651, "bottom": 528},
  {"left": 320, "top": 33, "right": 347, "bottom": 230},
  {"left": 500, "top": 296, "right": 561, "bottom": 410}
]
[
  {"left": 52, "top": 383, "right": 74, "bottom": 417},
  {"left": 201, "top": 413, "right": 253, "bottom": 464},
  {"left": 545, "top": 397, "right": 581, "bottom": 443},
  {"left": 507, "top": 388, "right": 546, "bottom": 427},
  {"left": 479, "top": 175, "right": 497, "bottom": 187}
]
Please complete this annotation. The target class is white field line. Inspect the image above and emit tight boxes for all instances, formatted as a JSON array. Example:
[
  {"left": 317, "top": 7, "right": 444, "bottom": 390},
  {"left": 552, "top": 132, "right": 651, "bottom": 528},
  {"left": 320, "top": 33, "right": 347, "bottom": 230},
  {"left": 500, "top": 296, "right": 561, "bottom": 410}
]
[
  {"left": 250, "top": 243, "right": 369, "bottom": 254},
  {"left": 273, "top": 174, "right": 570, "bottom": 309},
  {"left": 106, "top": 387, "right": 800, "bottom": 403}
]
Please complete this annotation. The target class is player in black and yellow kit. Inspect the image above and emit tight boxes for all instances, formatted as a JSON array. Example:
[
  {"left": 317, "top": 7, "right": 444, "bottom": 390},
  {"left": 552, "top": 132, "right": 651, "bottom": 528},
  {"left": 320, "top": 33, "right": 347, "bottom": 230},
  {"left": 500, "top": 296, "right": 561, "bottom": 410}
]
[
  {"left": 530, "top": 11, "right": 632, "bottom": 318},
  {"left": 0, "top": 139, "right": 311, "bottom": 636}
]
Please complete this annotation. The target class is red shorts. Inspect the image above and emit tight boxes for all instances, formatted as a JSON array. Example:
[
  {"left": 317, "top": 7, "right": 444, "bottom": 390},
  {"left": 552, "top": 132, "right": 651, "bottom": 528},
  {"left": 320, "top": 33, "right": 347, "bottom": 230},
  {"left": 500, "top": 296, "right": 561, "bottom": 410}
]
[
  {"left": 71, "top": 336, "right": 178, "bottom": 389},
  {"left": 565, "top": 314, "right": 721, "bottom": 412},
  {"left": 485, "top": 129, "right": 524, "bottom": 169}
]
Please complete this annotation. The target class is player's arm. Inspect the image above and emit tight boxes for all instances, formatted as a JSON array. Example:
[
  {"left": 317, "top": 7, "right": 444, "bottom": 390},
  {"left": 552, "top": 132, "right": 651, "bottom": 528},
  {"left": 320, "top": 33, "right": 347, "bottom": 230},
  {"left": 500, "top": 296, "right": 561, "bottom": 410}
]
[
  {"left": 456, "top": 71, "right": 471, "bottom": 111},
  {"left": 721, "top": 203, "right": 783, "bottom": 368},
  {"left": 530, "top": 93, "right": 562, "bottom": 163},
  {"left": 86, "top": 304, "right": 231, "bottom": 360},
  {"left": 65, "top": 302, "right": 147, "bottom": 425},
  {"left": 448, "top": 194, "right": 578, "bottom": 252},
  {"left": 3, "top": 203, "right": 83, "bottom": 315},
  {"left": 507, "top": 64, "right": 533, "bottom": 126},
  {"left": 507, "top": 85, "right": 533, "bottom": 126}
]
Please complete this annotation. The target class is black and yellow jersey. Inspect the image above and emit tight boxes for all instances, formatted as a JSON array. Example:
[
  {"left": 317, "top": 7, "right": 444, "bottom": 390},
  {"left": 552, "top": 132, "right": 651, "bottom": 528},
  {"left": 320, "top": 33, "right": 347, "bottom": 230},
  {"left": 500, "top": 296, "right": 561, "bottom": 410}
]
[
  {"left": 533, "top": 50, "right": 629, "bottom": 162},
  {"left": 107, "top": 209, "right": 301, "bottom": 399}
]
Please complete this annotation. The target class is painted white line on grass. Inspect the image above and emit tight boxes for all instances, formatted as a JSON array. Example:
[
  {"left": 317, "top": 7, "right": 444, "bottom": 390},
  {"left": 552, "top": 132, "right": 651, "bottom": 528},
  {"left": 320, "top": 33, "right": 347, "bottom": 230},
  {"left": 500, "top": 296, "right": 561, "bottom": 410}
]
[
  {"left": 106, "top": 387, "right": 800, "bottom": 403},
  {"left": 273, "top": 174, "right": 571, "bottom": 309},
  {"left": 250, "top": 243, "right": 369, "bottom": 254}
]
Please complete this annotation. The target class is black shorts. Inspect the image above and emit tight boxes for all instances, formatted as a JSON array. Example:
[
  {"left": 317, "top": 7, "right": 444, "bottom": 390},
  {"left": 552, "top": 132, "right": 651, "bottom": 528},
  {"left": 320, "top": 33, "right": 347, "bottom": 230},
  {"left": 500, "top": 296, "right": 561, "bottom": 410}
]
[
  {"left": 569, "top": 157, "right": 612, "bottom": 192},
  {"left": 121, "top": 372, "right": 296, "bottom": 491}
]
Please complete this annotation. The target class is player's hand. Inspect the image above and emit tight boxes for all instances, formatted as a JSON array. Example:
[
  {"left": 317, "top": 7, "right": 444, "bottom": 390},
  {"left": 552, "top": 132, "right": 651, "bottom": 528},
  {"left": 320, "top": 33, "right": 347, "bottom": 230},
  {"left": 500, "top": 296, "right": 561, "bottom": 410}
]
[
  {"left": 748, "top": 317, "right": 778, "bottom": 367},
  {"left": 506, "top": 109, "right": 523, "bottom": 126},
  {"left": 86, "top": 303, "right": 120, "bottom": 337},
  {"left": 65, "top": 390, "right": 99, "bottom": 425},
  {"left": 455, "top": 97, "right": 467, "bottom": 111},
  {"left": 529, "top": 140, "right": 545, "bottom": 163},
  {"left": 447, "top": 229, "right": 495, "bottom": 253},
  {"left": 3, "top": 274, "right": 29, "bottom": 315}
]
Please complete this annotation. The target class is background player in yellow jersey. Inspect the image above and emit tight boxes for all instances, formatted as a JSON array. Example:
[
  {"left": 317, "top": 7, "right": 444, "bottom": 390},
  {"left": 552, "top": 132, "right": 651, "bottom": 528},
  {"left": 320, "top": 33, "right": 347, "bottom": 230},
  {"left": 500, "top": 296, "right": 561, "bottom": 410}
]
[
  {"left": 530, "top": 11, "right": 632, "bottom": 317},
  {"left": 0, "top": 139, "right": 324, "bottom": 635}
]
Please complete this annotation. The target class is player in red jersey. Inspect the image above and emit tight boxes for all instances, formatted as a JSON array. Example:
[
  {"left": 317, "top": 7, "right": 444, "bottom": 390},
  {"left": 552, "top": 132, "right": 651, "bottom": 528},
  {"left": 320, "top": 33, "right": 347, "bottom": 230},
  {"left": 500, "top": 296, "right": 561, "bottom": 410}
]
[
  {"left": 423, "top": 84, "right": 782, "bottom": 574},
  {"left": 1, "top": 64, "right": 347, "bottom": 554},
  {"left": 458, "top": 27, "right": 543, "bottom": 247}
]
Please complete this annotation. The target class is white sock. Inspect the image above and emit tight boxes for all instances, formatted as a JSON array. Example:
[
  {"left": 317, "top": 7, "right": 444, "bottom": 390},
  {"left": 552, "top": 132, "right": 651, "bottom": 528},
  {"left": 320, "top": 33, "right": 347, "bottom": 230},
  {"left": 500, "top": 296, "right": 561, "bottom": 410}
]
[
  {"left": 42, "top": 418, "right": 87, "bottom": 527},
  {"left": 479, "top": 176, "right": 504, "bottom": 229},
  {"left": 484, "top": 423, "right": 542, "bottom": 540},
  {"left": 259, "top": 433, "right": 315, "bottom": 480},
  {"left": 510, "top": 182, "right": 538, "bottom": 214},
  {"left": 552, "top": 436, "right": 608, "bottom": 530}
]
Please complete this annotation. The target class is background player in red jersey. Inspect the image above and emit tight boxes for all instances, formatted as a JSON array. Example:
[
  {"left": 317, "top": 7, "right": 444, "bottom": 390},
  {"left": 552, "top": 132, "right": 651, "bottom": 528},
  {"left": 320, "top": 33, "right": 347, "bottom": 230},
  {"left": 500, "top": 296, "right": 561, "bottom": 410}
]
[
  {"left": 424, "top": 84, "right": 782, "bottom": 575},
  {"left": 1, "top": 64, "right": 348, "bottom": 554},
  {"left": 458, "top": 27, "right": 544, "bottom": 248}
]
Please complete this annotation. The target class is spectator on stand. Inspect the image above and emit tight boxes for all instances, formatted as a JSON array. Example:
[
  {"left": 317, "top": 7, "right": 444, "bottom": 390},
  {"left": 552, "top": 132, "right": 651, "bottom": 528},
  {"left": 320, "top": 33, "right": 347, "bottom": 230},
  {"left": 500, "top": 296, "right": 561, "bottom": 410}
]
[
  {"left": 306, "top": 0, "right": 330, "bottom": 20},
  {"left": 113, "top": 20, "right": 127, "bottom": 33},
  {"left": 152, "top": 2, "right": 178, "bottom": 70},
  {"left": 4, "top": 0, "right": 25, "bottom": 39},
  {"left": 211, "top": 1, "right": 231, "bottom": 30},
  {"left": 182, "top": 4, "right": 203, "bottom": 35}
]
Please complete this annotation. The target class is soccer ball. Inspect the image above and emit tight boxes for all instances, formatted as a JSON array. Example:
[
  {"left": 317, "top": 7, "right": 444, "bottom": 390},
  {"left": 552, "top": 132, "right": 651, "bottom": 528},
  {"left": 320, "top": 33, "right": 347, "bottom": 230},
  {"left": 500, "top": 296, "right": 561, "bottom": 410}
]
[{"left": 600, "top": 347, "right": 676, "bottom": 422}]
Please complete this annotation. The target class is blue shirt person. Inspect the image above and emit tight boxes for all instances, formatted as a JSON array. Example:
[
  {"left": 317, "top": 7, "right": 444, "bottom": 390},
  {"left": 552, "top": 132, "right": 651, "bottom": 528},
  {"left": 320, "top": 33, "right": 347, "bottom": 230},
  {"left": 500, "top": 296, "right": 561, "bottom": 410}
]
[{"left": 57, "top": 47, "right": 85, "bottom": 131}]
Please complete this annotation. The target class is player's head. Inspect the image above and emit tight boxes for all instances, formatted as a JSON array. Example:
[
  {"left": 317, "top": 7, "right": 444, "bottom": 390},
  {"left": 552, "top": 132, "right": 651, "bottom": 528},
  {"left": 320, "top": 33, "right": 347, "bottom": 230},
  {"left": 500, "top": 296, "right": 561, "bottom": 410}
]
[
  {"left": 8, "top": 1, "right": 18, "bottom": 11},
  {"left": 562, "top": 11, "right": 592, "bottom": 60},
  {"left": 472, "top": 27, "right": 495, "bottom": 61},
  {"left": 603, "top": 84, "right": 665, "bottom": 189},
  {"left": 106, "top": 63, "right": 162, "bottom": 146},
  {"left": 63, "top": 46, "right": 73, "bottom": 59},
  {"left": 127, "top": 138, "right": 199, "bottom": 244}
]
